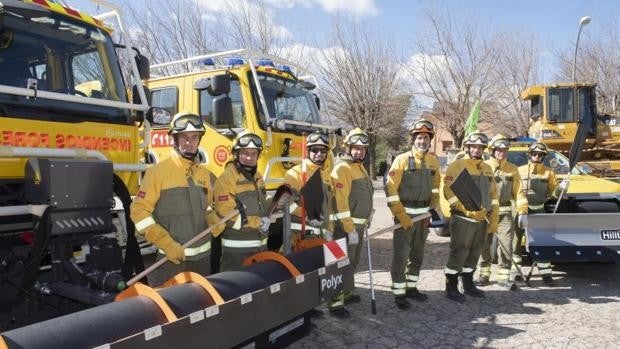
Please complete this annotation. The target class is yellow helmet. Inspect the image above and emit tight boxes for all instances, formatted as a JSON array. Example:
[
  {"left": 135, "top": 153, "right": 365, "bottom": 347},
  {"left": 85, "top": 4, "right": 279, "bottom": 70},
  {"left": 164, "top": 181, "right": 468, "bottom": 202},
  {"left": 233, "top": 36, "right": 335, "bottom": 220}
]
[
  {"left": 462, "top": 131, "right": 489, "bottom": 147},
  {"left": 409, "top": 119, "right": 435, "bottom": 139},
  {"left": 488, "top": 134, "right": 510, "bottom": 150},
  {"left": 528, "top": 142, "right": 548, "bottom": 154},
  {"left": 168, "top": 111, "right": 205, "bottom": 135},
  {"left": 306, "top": 131, "right": 330, "bottom": 148},
  {"left": 232, "top": 131, "right": 263, "bottom": 152},
  {"left": 343, "top": 128, "right": 369, "bottom": 146}
]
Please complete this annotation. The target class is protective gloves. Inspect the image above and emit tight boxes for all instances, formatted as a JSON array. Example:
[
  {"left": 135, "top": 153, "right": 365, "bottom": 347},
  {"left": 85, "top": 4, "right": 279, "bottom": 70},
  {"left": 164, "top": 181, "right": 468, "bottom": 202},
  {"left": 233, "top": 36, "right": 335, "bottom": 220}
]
[
  {"left": 348, "top": 231, "right": 359, "bottom": 245},
  {"left": 517, "top": 214, "right": 528, "bottom": 229},
  {"left": 259, "top": 216, "right": 271, "bottom": 233},
  {"left": 396, "top": 212, "right": 414, "bottom": 230},
  {"left": 465, "top": 208, "right": 487, "bottom": 222},
  {"left": 559, "top": 178, "right": 570, "bottom": 191},
  {"left": 323, "top": 230, "right": 334, "bottom": 241},
  {"left": 145, "top": 228, "right": 185, "bottom": 265}
]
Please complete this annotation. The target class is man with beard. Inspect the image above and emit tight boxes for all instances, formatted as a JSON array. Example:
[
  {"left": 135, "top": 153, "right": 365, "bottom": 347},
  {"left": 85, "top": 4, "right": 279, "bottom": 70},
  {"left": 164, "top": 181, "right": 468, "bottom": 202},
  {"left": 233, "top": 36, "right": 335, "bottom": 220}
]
[
  {"left": 331, "top": 128, "right": 374, "bottom": 306},
  {"left": 385, "top": 119, "right": 441, "bottom": 310},
  {"left": 443, "top": 131, "right": 498, "bottom": 302},
  {"left": 214, "top": 132, "right": 270, "bottom": 271},
  {"left": 131, "top": 111, "right": 221, "bottom": 286}
]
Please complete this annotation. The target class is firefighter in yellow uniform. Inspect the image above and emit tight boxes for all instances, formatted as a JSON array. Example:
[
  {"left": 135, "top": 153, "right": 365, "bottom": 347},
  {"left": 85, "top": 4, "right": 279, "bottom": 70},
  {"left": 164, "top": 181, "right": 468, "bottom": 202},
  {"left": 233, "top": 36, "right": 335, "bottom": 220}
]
[
  {"left": 443, "top": 131, "right": 499, "bottom": 302},
  {"left": 214, "top": 132, "right": 271, "bottom": 272},
  {"left": 477, "top": 134, "right": 528, "bottom": 289},
  {"left": 284, "top": 131, "right": 343, "bottom": 318},
  {"left": 515, "top": 142, "right": 562, "bottom": 284},
  {"left": 331, "top": 128, "right": 374, "bottom": 306},
  {"left": 385, "top": 119, "right": 440, "bottom": 310},
  {"left": 130, "top": 112, "right": 222, "bottom": 286}
]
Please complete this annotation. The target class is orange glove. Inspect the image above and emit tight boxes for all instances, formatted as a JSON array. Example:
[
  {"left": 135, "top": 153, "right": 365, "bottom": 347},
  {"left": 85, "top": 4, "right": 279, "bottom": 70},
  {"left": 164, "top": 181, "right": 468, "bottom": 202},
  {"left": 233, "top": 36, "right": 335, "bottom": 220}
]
[
  {"left": 145, "top": 228, "right": 185, "bottom": 265},
  {"left": 396, "top": 212, "right": 414, "bottom": 230},
  {"left": 465, "top": 208, "right": 487, "bottom": 222}
]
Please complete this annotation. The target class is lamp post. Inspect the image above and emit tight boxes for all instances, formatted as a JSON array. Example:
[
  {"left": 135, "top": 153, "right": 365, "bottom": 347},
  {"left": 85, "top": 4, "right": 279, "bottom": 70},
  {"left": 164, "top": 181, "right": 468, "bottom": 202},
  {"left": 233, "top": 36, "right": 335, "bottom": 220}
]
[{"left": 572, "top": 16, "right": 591, "bottom": 122}]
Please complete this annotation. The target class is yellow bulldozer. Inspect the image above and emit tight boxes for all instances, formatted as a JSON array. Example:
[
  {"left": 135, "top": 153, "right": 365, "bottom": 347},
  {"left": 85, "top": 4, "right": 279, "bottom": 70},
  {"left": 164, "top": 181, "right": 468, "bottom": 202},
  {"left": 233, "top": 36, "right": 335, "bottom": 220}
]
[{"left": 522, "top": 83, "right": 620, "bottom": 178}]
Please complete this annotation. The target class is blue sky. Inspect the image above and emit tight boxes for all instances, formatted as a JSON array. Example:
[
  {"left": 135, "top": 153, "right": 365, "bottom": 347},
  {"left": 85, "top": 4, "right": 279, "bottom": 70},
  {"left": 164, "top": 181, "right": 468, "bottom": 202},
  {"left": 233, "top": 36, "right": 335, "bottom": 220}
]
[{"left": 71, "top": 0, "right": 619, "bottom": 80}]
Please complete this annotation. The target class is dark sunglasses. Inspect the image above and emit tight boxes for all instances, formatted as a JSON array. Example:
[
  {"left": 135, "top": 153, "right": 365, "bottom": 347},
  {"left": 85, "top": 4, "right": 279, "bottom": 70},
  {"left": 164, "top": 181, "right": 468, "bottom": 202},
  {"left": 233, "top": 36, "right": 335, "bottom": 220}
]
[
  {"left": 309, "top": 146, "right": 328, "bottom": 154},
  {"left": 531, "top": 152, "right": 545, "bottom": 157}
]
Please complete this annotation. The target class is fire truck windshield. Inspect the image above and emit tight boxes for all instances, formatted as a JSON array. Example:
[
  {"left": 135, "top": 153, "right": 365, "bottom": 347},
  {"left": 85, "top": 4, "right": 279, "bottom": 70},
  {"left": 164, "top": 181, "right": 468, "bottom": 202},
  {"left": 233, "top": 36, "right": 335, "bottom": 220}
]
[
  {"left": 254, "top": 73, "right": 321, "bottom": 126},
  {"left": 0, "top": 10, "right": 126, "bottom": 103}
]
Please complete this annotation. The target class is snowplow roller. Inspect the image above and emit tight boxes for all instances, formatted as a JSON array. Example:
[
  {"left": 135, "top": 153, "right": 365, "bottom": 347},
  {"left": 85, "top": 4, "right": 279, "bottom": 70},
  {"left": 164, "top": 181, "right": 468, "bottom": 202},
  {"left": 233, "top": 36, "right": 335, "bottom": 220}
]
[
  {"left": 526, "top": 212, "right": 620, "bottom": 262},
  {"left": 1, "top": 246, "right": 353, "bottom": 349}
]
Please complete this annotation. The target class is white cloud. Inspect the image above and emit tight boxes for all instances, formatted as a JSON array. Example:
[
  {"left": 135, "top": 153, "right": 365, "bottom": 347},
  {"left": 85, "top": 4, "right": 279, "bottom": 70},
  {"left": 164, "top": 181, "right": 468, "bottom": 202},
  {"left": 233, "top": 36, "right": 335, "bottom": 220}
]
[{"left": 313, "top": 0, "right": 378, "bottom": 17}]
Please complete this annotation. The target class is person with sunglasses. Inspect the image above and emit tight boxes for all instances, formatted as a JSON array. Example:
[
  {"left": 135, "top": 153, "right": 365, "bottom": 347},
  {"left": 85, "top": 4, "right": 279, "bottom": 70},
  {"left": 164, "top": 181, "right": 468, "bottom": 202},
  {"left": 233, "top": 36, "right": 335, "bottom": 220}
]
[
  {"left": 384, "top": 119, "right": 441, "bottom": 310},
  {"left": 476, "top": 134, "right": 529, "bottom": 289},
  {"left": 515, "top": 142, "right": 559, "bottom": 284},
  {"left": 331, "top": 127, "right": 374, "bottom": 307},
  {"left": 213, "top": 131, "right": 271, "bottom": 271},
  {"left": 443, "top": 130, "right": 499, "bottom": 302},
  {"left": 284, "top": 131, "right": 343, "bottom": 317},
  {"left": 130, "top": 111, "right": 222, "bottom": 286}
]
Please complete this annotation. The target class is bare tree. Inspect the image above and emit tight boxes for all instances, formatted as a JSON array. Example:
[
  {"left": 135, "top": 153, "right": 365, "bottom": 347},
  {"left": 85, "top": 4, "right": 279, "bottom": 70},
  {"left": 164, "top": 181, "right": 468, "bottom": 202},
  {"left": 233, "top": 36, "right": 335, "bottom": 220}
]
[
  {"left": 554, "top": 20, "right": 620, "bottom": 114},
  {"left": 405, "top": 8, "right": 502, "bottom": 147},
  {"left": 316, "top": 18, "right": 408, "bottom": 178},
  {"left": 491, "top": 30, "right": 541, "bottom": 136}
]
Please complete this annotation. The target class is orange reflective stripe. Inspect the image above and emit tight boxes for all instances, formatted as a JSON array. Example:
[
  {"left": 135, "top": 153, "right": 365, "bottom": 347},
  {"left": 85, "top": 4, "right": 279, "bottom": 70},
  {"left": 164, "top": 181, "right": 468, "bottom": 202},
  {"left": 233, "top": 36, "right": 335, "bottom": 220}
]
[
  {"left": 163, "top": 272, "right": 225, "bottom": 305},
  {"left": 241, "top": 251, "right": 301, "bottom": 277},
  {"left": 115, "top": 283, "right": 177, "bottom": 323}
]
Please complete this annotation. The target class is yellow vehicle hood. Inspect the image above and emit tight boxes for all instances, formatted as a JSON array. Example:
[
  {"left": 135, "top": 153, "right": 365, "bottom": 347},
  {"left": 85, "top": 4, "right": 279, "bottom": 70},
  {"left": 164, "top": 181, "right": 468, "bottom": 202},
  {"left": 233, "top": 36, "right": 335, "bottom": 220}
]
[{"left": 560, "top": 174, "right": 620, "bottom": 194}]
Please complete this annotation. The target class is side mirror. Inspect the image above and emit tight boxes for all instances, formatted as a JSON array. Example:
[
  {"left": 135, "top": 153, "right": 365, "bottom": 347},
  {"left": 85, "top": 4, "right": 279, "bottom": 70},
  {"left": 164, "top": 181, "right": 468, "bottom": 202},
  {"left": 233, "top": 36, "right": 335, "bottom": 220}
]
[
  {"left": 135, "top": 53, "right": 150, "bottom": 80},
  {"left": 194, "top": 74, "right": 231, "bottom": 96},
  {"left": 213, "top": 96, "right": 233, "bottom": 126},
  {"left": 313, "top": 93, "right": 320, "bottom": 110},
  {"left": 146, "top": 107, "right": 172, "bottom": 125}
]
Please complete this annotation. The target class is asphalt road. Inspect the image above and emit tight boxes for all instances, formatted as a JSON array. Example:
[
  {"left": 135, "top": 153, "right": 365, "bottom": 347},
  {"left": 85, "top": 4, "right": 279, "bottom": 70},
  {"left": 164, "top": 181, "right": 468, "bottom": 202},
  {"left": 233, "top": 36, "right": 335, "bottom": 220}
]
[{"left": 294, "top": 190, "right": 620, "bottom": 348}]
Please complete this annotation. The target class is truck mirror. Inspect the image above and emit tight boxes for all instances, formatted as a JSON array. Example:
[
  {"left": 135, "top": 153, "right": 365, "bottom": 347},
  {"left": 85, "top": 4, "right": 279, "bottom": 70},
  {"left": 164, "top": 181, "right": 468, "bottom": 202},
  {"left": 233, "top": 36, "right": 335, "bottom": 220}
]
[
  {"left": 197, "top": 74, "right": 231, "bottom": 96},
  {"left": 135, "top": 53, "right": 150, "bottom": 80},
  {"left": 146, "top": 107, "right": 172, "bottom": 125},
  {"left": 213, "top": 96, "right": 233, "bottom": 126}
]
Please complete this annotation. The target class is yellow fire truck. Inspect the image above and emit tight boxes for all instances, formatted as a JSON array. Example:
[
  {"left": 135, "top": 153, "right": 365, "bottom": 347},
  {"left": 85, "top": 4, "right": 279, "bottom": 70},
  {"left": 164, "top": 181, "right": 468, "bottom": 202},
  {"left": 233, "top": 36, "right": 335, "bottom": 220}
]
[
  {"left": 0, "top": 0, "right": 152, "bottom": 329},
  {"left": 145, "top": 49, "right": 339, "bottom": 190}
]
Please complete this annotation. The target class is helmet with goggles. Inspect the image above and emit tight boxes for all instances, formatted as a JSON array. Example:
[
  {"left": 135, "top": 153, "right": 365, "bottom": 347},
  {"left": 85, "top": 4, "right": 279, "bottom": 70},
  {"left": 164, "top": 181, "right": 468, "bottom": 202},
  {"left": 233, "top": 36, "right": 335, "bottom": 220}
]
[
  {"left": 488, "top": 134, "right": 510, "bottom": 150},
  {"left": 232, "top": 132, "right": 263, "bottom": 152},
  {"left": 343, "top": 128, "right": 369, "bottom": 146},
  {"left": 306, "top": 131, "right": 330, "bottom": 148},
  {"left": 168, "top": 111, "right": 205, "bottom": 135},
  {"left": 409, "top": 119, "right": 435, "bottom": 139},
  {"left": 462, "top": 131, "right": 489, "bottom": 147},
  {"left": 528, "top": 142, "right": 548, "bottom": 155}
]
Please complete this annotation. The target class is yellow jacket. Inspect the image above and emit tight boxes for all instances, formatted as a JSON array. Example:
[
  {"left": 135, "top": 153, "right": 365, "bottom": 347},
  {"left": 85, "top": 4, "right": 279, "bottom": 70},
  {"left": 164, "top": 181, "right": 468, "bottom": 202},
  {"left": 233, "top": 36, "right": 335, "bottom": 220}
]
[
  {"left": 284, "top": 159, "right": 334, "bottom": 232},
  {"left": 130, "top": 150, "right": 221, "bottom": 259},
  {"left": 518, "top": 162, "right": 559, "bottom": 211},
  {"left": 213, "top": 162, "right": 269, "bottom": 240},
  {"left": 385, "top": 148, "right": 440, "bottom": 218},
  {"left": 443, "top": 155, "right": 499, "bottom": 232},
  {"left": 485, "top": 158, "right": 528, "bottom": 215},
  {"left": 331, "top": 155, "right": 374, "bottom": 233}
]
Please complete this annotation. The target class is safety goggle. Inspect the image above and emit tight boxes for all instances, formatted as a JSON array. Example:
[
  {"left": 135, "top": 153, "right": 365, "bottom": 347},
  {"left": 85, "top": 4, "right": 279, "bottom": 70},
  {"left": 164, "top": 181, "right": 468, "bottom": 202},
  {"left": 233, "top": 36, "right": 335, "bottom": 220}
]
[
  {"left": 349, "top": 134, "right": 369, "bottom": 145},
  {"left": 237, "top": 134, "right": 263, "bottom": 148},
  {"left": 172, "top": 115, "right": 203, "bottom": 131},
  {"left": 491, "top": 139, "right": 510, "bottom": 149},
  {"left": 467, "top": 133, "right": 489, "bottom": 144},
  {"left": 307, "top": 132, "right": 329, "bottom": 144},
  {"left": 309, "top": 146, "right": 328, "bottom": 154},
  {"left": 412, "top": 120, "right": 434, "bottom": 132}
]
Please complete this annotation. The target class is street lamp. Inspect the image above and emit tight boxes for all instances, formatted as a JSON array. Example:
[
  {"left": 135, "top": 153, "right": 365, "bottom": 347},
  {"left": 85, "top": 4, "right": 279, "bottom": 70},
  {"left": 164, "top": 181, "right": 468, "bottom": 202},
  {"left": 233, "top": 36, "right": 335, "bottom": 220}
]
[
  {"left": 572, "top": 16, "right": 591, "bottom": 123},
  {"left": 572, "top": 16, "right": 592, "bottom": 83}
]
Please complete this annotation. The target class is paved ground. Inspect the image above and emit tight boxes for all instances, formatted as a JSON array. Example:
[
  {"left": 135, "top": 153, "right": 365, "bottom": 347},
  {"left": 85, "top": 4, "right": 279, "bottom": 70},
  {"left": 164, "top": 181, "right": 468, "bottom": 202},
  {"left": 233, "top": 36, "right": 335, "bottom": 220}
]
[{"left": 295, "top": 189, "right": 620, "bottom": 348}]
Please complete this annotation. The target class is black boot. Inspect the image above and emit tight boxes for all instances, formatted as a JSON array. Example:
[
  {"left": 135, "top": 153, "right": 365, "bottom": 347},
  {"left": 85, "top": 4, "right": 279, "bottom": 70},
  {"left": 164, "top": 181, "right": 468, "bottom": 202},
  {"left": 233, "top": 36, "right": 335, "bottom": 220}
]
[
  {"left": 394, "top": 296, "right": 411, "bottom": 310},
  {"left": 328, "top": 307, "right": 351, "bottom": 319},
  {"left": 461, "top": 272, "right": 485, "bottom": 298},
  {"left": 405, "top": 288, "right": 428, "bottom": 302},
  {"left": 445, "top": 274, "right": 465, "bottom": 303}
]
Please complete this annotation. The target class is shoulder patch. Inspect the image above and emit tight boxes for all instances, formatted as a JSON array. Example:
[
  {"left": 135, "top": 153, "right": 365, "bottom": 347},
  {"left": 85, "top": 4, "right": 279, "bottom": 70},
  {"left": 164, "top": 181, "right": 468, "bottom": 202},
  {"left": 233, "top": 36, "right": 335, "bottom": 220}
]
[
  {"left": 137, "top": 190, "right": 146, "bottom": 199},
  {"left": 336, "top": 182, "right": 344, "bottom": 188},
  {"left": 388, "top": 171, "right": 395, "bottom": 177},
  {"left": 218, "top": 195, "right": 229, "bottom": 202},
  {"left": 444, "top": 176, "right": 453, "bottom": 181}
]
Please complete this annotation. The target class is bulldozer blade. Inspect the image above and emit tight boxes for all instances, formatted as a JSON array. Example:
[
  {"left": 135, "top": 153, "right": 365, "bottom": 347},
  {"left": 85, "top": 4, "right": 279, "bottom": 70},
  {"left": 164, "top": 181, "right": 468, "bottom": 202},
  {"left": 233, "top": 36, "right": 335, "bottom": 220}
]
[{"left": 526, "top": 212, "right": 620, "bottom": 262}]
